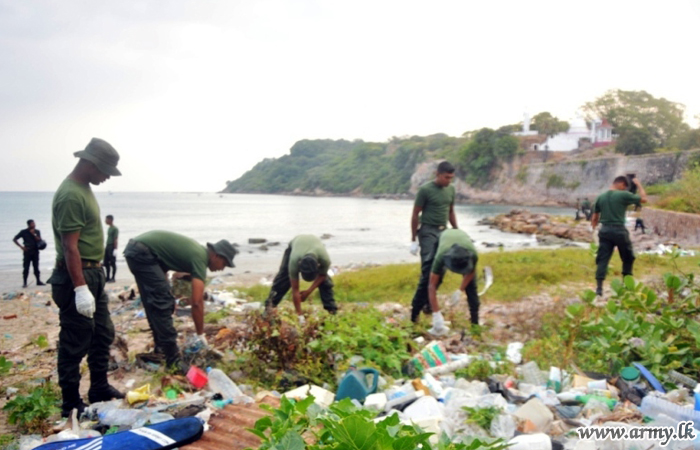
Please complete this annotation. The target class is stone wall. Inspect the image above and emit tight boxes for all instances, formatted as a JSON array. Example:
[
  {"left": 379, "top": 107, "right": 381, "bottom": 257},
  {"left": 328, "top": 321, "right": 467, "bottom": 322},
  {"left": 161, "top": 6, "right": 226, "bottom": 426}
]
[
  {"left": 410, "top": 149, "right": 700, "bottom": 206},
  {"left": 642, "top": 208, "right": 700, "bottom": 246}
]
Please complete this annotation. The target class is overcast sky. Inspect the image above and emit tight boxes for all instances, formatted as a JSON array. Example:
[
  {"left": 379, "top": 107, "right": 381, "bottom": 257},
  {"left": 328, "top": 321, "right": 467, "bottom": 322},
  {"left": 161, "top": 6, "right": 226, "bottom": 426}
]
[{"left": 1, "top": 0, "right": 698, "bottom": 192}]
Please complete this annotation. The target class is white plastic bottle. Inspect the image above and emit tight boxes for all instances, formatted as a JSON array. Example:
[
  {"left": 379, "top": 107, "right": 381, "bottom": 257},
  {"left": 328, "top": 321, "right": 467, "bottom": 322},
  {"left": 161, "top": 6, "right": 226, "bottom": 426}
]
[
  {"left": 640, "top": 395, "right": 700, "bottom": 429},
  {"left": 207, "top": 368, "right": 244, "bottom": 401}
]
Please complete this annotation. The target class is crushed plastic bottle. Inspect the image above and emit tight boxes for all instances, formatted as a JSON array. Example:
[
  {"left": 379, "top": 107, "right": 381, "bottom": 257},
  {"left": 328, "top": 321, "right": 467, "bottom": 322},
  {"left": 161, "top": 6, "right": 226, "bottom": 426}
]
[
  {"left": 98, "top": 407, "right": 149, "bottom": 427},
  {"left": 207, "top": 368, "right": 244, "bottom": 401},
  {"left": 521, "top": 361, "right": 547, "bottom": 386}
]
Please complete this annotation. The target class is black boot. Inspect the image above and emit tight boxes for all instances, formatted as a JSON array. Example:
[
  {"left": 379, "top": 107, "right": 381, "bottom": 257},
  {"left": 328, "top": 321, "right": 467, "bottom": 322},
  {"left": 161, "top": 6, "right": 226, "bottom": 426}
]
[
  {"left": 87, "top": 372, "right": 125, "bottom": 404},
  {"left": 61, "top": 385, "right": 88, "bottom": 418},
  {"left": 595, "top": 279, "right": 603, "bottom": 297}
]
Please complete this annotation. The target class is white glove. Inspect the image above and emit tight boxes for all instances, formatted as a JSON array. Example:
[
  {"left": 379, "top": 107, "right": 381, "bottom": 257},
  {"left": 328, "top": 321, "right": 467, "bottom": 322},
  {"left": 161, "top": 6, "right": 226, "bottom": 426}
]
[
  {"left": 428, "top": 311, "right": 450, "bottom": 336},
  {"left": 194, "top": 334, "right": 208, "bottom": 348},
  {"left": 446, "top": 290, "right": 462, "bottom": 308},
  {"left": 409, "top": 241, "right": 419, "bottom": 255},
  {"left": 113, "top": 249, "right": 118, "bottom": 257},
  {"left": 298, "top": 315, "right": 306, "bottom": 325},
  {"left": 74, "top": 285, "right": 95, "bottom": 318}
]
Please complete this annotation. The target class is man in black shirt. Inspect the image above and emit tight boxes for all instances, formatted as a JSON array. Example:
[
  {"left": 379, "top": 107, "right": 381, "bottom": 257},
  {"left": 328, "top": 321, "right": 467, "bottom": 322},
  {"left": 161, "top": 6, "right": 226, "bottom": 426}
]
[{"left": 13, "top": 219, "right": 45, "bottom": 287}]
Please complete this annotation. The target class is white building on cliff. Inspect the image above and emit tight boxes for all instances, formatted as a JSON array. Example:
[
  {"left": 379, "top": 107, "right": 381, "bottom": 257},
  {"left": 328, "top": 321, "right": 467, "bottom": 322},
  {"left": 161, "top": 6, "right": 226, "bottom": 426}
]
[{"left": 514, "top": 113, "right": 615, "bottom": 151}]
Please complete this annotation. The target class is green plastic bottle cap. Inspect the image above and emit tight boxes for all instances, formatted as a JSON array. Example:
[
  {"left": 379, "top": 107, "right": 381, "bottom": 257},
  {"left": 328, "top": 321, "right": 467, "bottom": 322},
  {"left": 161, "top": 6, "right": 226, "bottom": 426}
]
[{"left": 621, "top": 366, "right": 640, "bottom": 381}]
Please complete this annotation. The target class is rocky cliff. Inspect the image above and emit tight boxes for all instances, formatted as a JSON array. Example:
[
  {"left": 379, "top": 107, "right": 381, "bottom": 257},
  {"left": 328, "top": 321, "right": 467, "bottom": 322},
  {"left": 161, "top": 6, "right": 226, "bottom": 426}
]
[{"left": 411, "top": 150, "right": 700, "bottom": 206}]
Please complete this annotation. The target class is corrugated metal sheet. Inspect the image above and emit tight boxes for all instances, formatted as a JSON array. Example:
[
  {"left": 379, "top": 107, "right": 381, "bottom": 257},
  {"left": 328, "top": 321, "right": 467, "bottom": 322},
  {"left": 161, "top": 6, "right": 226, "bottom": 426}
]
[{"left": 182, "top": 396, "right": 280, "bottom": 450}]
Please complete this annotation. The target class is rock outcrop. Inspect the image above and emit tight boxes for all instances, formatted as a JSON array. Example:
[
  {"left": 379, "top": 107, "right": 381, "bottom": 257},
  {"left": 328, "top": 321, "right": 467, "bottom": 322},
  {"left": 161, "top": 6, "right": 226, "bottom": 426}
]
[
  {"left": 482, "top": 209, "right": 669, "bottom": 251},
  {"left": 411, "top": 150, "right": 700, "bottom": 206}
]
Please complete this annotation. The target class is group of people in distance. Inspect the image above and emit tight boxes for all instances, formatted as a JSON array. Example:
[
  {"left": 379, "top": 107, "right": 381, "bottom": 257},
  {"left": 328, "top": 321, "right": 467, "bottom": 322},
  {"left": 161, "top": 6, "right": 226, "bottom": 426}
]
[{"left": 26, "top": 137, "right": 646, "bottom": 418}]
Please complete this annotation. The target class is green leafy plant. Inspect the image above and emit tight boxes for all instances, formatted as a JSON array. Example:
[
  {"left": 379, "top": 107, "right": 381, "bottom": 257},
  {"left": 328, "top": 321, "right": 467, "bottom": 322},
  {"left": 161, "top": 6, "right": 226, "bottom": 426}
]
[
  {"left": 462, "top": 406, "right": 502, "bottom": 431},
  {"left": 3, "top": 382, "right": 60, "bottom": 434},
  {"left": 249, "top": 396, "right": 509, "bottom": 450},
  {"left": 0, "top": 434, "right": 16, "bottom": 448},
  {"left": 0, "top": 356, "right": 13, "bottom": 375},
  {"left": 455, "top": 359, "right": 512, "bottom": 382},
  {"left": 228, "top": 306, "right": 416, "bottom": 389},
  {"left": 32, "top": 335, "right": 49, "bottom": 349}
]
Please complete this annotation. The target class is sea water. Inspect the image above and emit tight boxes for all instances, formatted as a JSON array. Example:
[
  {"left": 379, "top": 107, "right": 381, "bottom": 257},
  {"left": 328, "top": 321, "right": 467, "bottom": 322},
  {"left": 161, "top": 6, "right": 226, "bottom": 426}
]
[{"left": 0, "top": 191, "right": 574, "bottom": 275}]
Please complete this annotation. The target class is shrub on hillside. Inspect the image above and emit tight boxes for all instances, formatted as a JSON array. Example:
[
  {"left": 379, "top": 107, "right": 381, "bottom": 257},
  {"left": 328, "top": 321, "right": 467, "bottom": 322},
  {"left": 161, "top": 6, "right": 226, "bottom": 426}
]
[{"left": 655, "top": 166, "right": 700, "bottom": 213}]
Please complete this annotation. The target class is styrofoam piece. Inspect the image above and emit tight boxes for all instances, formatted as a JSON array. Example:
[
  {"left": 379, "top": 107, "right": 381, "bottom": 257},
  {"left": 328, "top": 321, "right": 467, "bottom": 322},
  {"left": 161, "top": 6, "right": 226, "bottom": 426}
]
[
  {"left": 364, "top": 393, "right": 387, "bottom": 411},
  {"left": 282, "top": 384, "right": 335, "bottom": 408},
  {"left": 507, "top": 433, "right": 551, "bottom": 450}
]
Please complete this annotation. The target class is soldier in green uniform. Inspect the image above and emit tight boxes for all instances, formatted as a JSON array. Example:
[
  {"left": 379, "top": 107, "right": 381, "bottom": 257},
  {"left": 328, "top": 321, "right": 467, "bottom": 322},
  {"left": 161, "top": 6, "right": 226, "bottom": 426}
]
[
  {"left": 48, "top": 138, "right": 123, "bottom": 417},
  {"left": 103, "top": 215, "right": 119, "bottom": 282},
  {"left": 591, "top": 176, "right": 647, "bottom": 296},
  {"left": 425, "top": 228, "right": 479, "bottom": 335},
  {"left": 124, "top": 231, "right": 237, "bottom": 371},
  {"left": 264, "top": 234, "right": 338, "bottom": 323},
  {"left": 409, "top": 161, "right": 457, "bottom": 323},
  {"left": 581, "top": 197, "right": 592, "bottom": 221}
]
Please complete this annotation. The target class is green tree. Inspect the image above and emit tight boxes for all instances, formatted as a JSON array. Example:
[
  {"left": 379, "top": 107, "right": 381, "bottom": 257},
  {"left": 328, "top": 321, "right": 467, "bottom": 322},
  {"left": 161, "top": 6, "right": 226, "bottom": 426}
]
[
  {"left": 460, "top": 128, "right": 518, "bottom": 186},
  {"left": 583, "top": 89, "right": 689, "bottom": 147},
  {"left": 531, "top": 112, "right": 569, "bottom": 137},
  {"left": 615, "top": 126, "right": 656, "bottom": 155},
  {"left": 494, "top": 135, "right": 519, "bottom": 159},
  {"left": 674, "top": 128, "right": 700, "bottom": 150}
]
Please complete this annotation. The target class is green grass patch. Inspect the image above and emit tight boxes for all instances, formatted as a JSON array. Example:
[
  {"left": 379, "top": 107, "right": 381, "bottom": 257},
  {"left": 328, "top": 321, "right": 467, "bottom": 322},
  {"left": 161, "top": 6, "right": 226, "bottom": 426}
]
[
  {"left": 237, "top": 249, "right": 700, "bottom": 305},
  {"left": 646, "top": 183, "right": 672, "bottom": 196}
]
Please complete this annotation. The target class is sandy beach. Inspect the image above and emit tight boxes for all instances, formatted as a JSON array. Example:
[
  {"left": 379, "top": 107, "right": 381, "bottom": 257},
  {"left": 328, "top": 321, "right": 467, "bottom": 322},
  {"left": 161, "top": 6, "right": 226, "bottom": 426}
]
[{"left": 0, "top": 265, "right": 274, "bottom": 433}]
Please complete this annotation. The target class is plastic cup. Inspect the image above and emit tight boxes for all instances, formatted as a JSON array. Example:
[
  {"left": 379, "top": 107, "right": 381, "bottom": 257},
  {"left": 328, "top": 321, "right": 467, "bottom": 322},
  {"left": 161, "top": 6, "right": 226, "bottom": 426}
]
[{"left": 187, "top": 366, "right": 208, "bottom": 389}]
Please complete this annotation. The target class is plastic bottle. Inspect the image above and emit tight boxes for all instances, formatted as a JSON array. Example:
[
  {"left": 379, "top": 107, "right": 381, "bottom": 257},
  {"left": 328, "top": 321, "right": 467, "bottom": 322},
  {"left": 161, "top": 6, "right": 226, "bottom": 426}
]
[
  {"left": 425, "top": 358, "right": 471, "bottom": 375},
  {"left": 640, "top": 395, "right": 700, "bottom": 429},
  {"left": 521, "top": 361, "right": 547, "bottom": 386},
  {"left": 207, "top": 368, "right": 243, "bottom": 401},
  {"left": 384, "top": 390, "right": 424, "bottom": 412},
  {"left": 98, "top": 408, "right": 149, "bottom": 427},
  {"left": 421, "top": 373, "right": 444, "bottom": 398},
  {"left": 667, "top": 370, "right": 698, "bottom": 389},
  {"left": 576, "top": 394, "right": 617, "bottom": 410}
]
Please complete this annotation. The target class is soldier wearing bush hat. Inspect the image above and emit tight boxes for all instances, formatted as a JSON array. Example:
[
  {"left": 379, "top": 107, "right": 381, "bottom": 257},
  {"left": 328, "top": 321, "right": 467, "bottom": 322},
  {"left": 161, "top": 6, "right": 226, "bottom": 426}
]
[
  {"left": 48, "top": 138, "right": 123, "bottom": 417},
  {"left": 124, "top": 231, "right": 237, "bottom": 372}
]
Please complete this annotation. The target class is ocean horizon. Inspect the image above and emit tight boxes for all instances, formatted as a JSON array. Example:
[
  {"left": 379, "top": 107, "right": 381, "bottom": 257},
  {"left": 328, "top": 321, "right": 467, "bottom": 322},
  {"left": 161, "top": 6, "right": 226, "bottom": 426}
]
[{"left": 0, "top": 191, "right": 574, "bottom": 278}]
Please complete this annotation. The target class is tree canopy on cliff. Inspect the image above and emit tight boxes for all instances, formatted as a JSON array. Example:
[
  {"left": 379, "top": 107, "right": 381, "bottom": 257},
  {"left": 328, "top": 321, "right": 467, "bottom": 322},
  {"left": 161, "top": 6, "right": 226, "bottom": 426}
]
[
  {"left": 222, "top": 135, "right": 467, "bottom": 194},
  {"left": 531, "top": 112, "right": 569, "bottom": 137},
  {"left": 459, "top": 128, "right": 520, "bottom": 186},
  {"left": 583, "top": 89, "right": 689, "bottom": 148}
]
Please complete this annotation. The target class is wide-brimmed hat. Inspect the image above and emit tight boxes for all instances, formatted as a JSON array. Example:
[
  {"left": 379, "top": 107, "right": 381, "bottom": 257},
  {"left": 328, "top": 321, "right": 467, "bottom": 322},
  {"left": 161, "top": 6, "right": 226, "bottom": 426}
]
[
  {"left": 443, "top": 244, "right": 475, "bottom": 275},
  {"left": 74, "top": 138, "right": 121, "bottom": 176},
  {"left": 207, "top": 240, "right": 237, "bottom": 267},
  {"left": 299, "top": 254, "right": 319, "bottom": 282}
]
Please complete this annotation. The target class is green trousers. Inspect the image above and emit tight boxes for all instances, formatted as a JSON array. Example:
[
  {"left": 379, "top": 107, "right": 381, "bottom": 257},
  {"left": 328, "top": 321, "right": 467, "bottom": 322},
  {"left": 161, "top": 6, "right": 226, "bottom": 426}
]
[
  {"left": 48, "top": 266, "right": 114, "bottom": 391},
  {"left": 264, "top": 244, "right": 338, "bottom": 313},
  {"left": 124, "top": 240, "right": 181, "bottom": 367},
  {"left": 411, "top": 224, "right": 443, "bottom": 322},
  {"left": 596, "top": 225, "right": 635, "bottom": 280}
]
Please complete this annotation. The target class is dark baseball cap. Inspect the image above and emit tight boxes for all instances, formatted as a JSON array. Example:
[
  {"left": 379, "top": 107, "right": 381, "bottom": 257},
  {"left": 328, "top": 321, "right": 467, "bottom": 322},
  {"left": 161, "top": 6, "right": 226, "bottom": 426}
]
[
  {"left": 443, "top": 244, "right": 475, "bottom": 275},
  {"left": 299, "top": 254, "right": 319, "bottom": 282}
]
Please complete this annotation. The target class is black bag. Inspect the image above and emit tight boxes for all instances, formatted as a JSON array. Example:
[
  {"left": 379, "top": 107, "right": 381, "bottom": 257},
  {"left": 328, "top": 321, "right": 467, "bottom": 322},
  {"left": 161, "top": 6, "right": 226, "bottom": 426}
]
[{"left": 37, "top": 240, "right": 47, "bottom": 250}]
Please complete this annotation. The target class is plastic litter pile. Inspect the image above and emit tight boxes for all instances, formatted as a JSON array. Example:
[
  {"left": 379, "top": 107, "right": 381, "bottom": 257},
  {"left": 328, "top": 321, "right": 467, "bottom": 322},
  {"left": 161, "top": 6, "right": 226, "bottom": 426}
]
[
  {"left": 9, "top": 336, "right": 700, "bottom": 450},
  {"left": 276, "top": 340, "right": 700, "bottom": 450}
]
